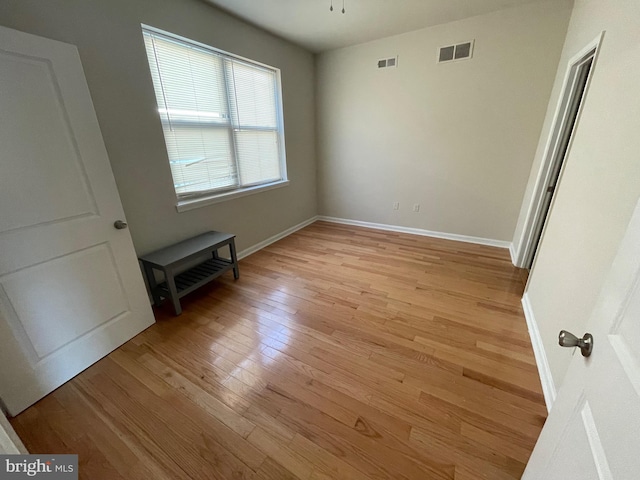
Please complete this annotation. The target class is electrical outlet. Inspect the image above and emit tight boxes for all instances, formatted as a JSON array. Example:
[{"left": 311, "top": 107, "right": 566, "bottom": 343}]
[
  {"left": 413, "top": 204, "right": 420, "bottom": 213},
  {"left": 393, "top": 202, "right": 400, "bottom": 210}
]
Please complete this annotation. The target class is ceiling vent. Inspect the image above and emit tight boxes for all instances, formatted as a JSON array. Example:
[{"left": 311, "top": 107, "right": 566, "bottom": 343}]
[
  {"left": 377, "top": 56, "right": 398, "bottom": 69},
  {"left": 438, "top": 40, "right": 474, "bottom": 64}
]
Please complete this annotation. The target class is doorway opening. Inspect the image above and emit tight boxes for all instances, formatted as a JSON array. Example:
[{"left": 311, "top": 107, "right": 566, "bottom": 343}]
[
  {"left": 526, "top": 54, "right": 594, "bottom": 268},
  {"left": 517, "top": 39, "right": 600, "bottom": 271}
]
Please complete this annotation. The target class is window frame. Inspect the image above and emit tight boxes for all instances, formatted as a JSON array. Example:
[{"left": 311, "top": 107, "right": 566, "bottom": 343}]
[{"left": 141, "top": 25, "right": 289, "bottom": 212}]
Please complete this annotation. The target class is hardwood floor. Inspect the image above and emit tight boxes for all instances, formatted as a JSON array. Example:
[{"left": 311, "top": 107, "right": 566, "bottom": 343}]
[{"left": 10, "top": 221, "right": 546, "bottom": 479}]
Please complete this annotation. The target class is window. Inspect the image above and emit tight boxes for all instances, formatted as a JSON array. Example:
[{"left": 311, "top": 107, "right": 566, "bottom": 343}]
[{"left": 142, "top": 27, "right": 287, "bottom": 209}]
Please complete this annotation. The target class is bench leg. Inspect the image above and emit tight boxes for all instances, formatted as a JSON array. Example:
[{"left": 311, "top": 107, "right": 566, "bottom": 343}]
[
  {"left": 143, "top": 263, "right": 162, "bottom": 307},
  {"left": 165, "top": 270, "right": 182, "bottom": 315},
  {"left": 229, "top": 239, "right": 240, "bottom": 280}
]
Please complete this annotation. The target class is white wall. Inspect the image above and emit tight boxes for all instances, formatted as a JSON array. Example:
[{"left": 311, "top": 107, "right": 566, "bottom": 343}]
[
  {"left": 316, "top": 1, "right": 572, "bottom": 242},
  {"left": 0, "top": 0, "right": 317, "bottom": 255},
  {"left": 516, "top": 0, "right": 640, "bottom": 390}
]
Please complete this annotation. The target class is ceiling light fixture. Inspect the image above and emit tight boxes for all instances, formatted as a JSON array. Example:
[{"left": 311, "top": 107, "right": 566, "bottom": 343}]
[{"left": 329, "top": 0, "right": 345, "bottom": 14}]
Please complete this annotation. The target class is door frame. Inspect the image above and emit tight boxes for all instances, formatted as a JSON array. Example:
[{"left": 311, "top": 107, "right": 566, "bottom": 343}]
[
  {"left": 0, "top": 411, "right": 26, "bottom": 454},
  {"left": 513, "top": 32, "right": 605, "bottom": 270}
]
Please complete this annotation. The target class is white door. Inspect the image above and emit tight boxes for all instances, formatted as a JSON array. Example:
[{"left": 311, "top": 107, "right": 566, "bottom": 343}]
[
  {"left": 0, "top": 26, "right": 155, "bottom": 416},
  {"left": 523, "top": 196, "right": 640, "bottom": 479}
]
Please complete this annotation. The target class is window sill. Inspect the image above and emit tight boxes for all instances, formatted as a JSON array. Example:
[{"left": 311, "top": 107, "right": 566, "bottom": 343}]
[{"left": 175, "top": 180, "right": 290, "bottom": 213}]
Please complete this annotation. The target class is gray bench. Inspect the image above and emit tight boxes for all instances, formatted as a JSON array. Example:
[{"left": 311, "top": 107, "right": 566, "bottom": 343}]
[{"left": 139, "top": 231, "right": 239, "bottom": 315}]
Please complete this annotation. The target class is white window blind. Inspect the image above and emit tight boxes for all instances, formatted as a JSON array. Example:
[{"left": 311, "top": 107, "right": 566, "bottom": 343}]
[{"left": 142, "top": 28, "right": 286, "bottom": 199}]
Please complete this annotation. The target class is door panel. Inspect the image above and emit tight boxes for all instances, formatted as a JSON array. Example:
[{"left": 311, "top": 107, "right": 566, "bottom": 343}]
[
  {"left": 542, "top": 396, "right": 612, "bottom": 480},
  {"left": 0, "top": 26, "right": 155, "bottom": 415},
  {"left": 0, "top": 50, "right": 97, "bottom": 233},
  {"left": 542, "top": 397, "right": 601, "bottom": 480},
  {"left": 0, "top": 244, "right": 129, "bottom": 361},
  {"left": 524, "top": 198, "right": 640, "bottom": 479}
]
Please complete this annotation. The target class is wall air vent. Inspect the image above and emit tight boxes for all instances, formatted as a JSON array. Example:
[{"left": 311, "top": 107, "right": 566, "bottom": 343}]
[
  {"left": 438, "top": 40, "right": 474, "bottom": 64},
  {"left": 377, "top": 56, "right": 398, "bottom": 69}
]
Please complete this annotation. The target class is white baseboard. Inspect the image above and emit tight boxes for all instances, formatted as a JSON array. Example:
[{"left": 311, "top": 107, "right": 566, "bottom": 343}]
[
  {"left": 237, "top": 216, "right": 319, "bottom": 260},
  {"left": 509, "top": 243, "right": 518, "bottom": 266},
  {"left": 237, "top": 215, "right": 513, "bottom": 261},
  {"left": 317, "top": 216, "right": 511, "bottom": 249},
  {"left": 522, "top": 293, "right": 556, "bottom": 412}
]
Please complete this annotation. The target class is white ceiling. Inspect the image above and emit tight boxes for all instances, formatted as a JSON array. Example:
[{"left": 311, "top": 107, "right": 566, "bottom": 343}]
[{"left": 202, "top": 0, "right": 546, "bottom": 53}]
